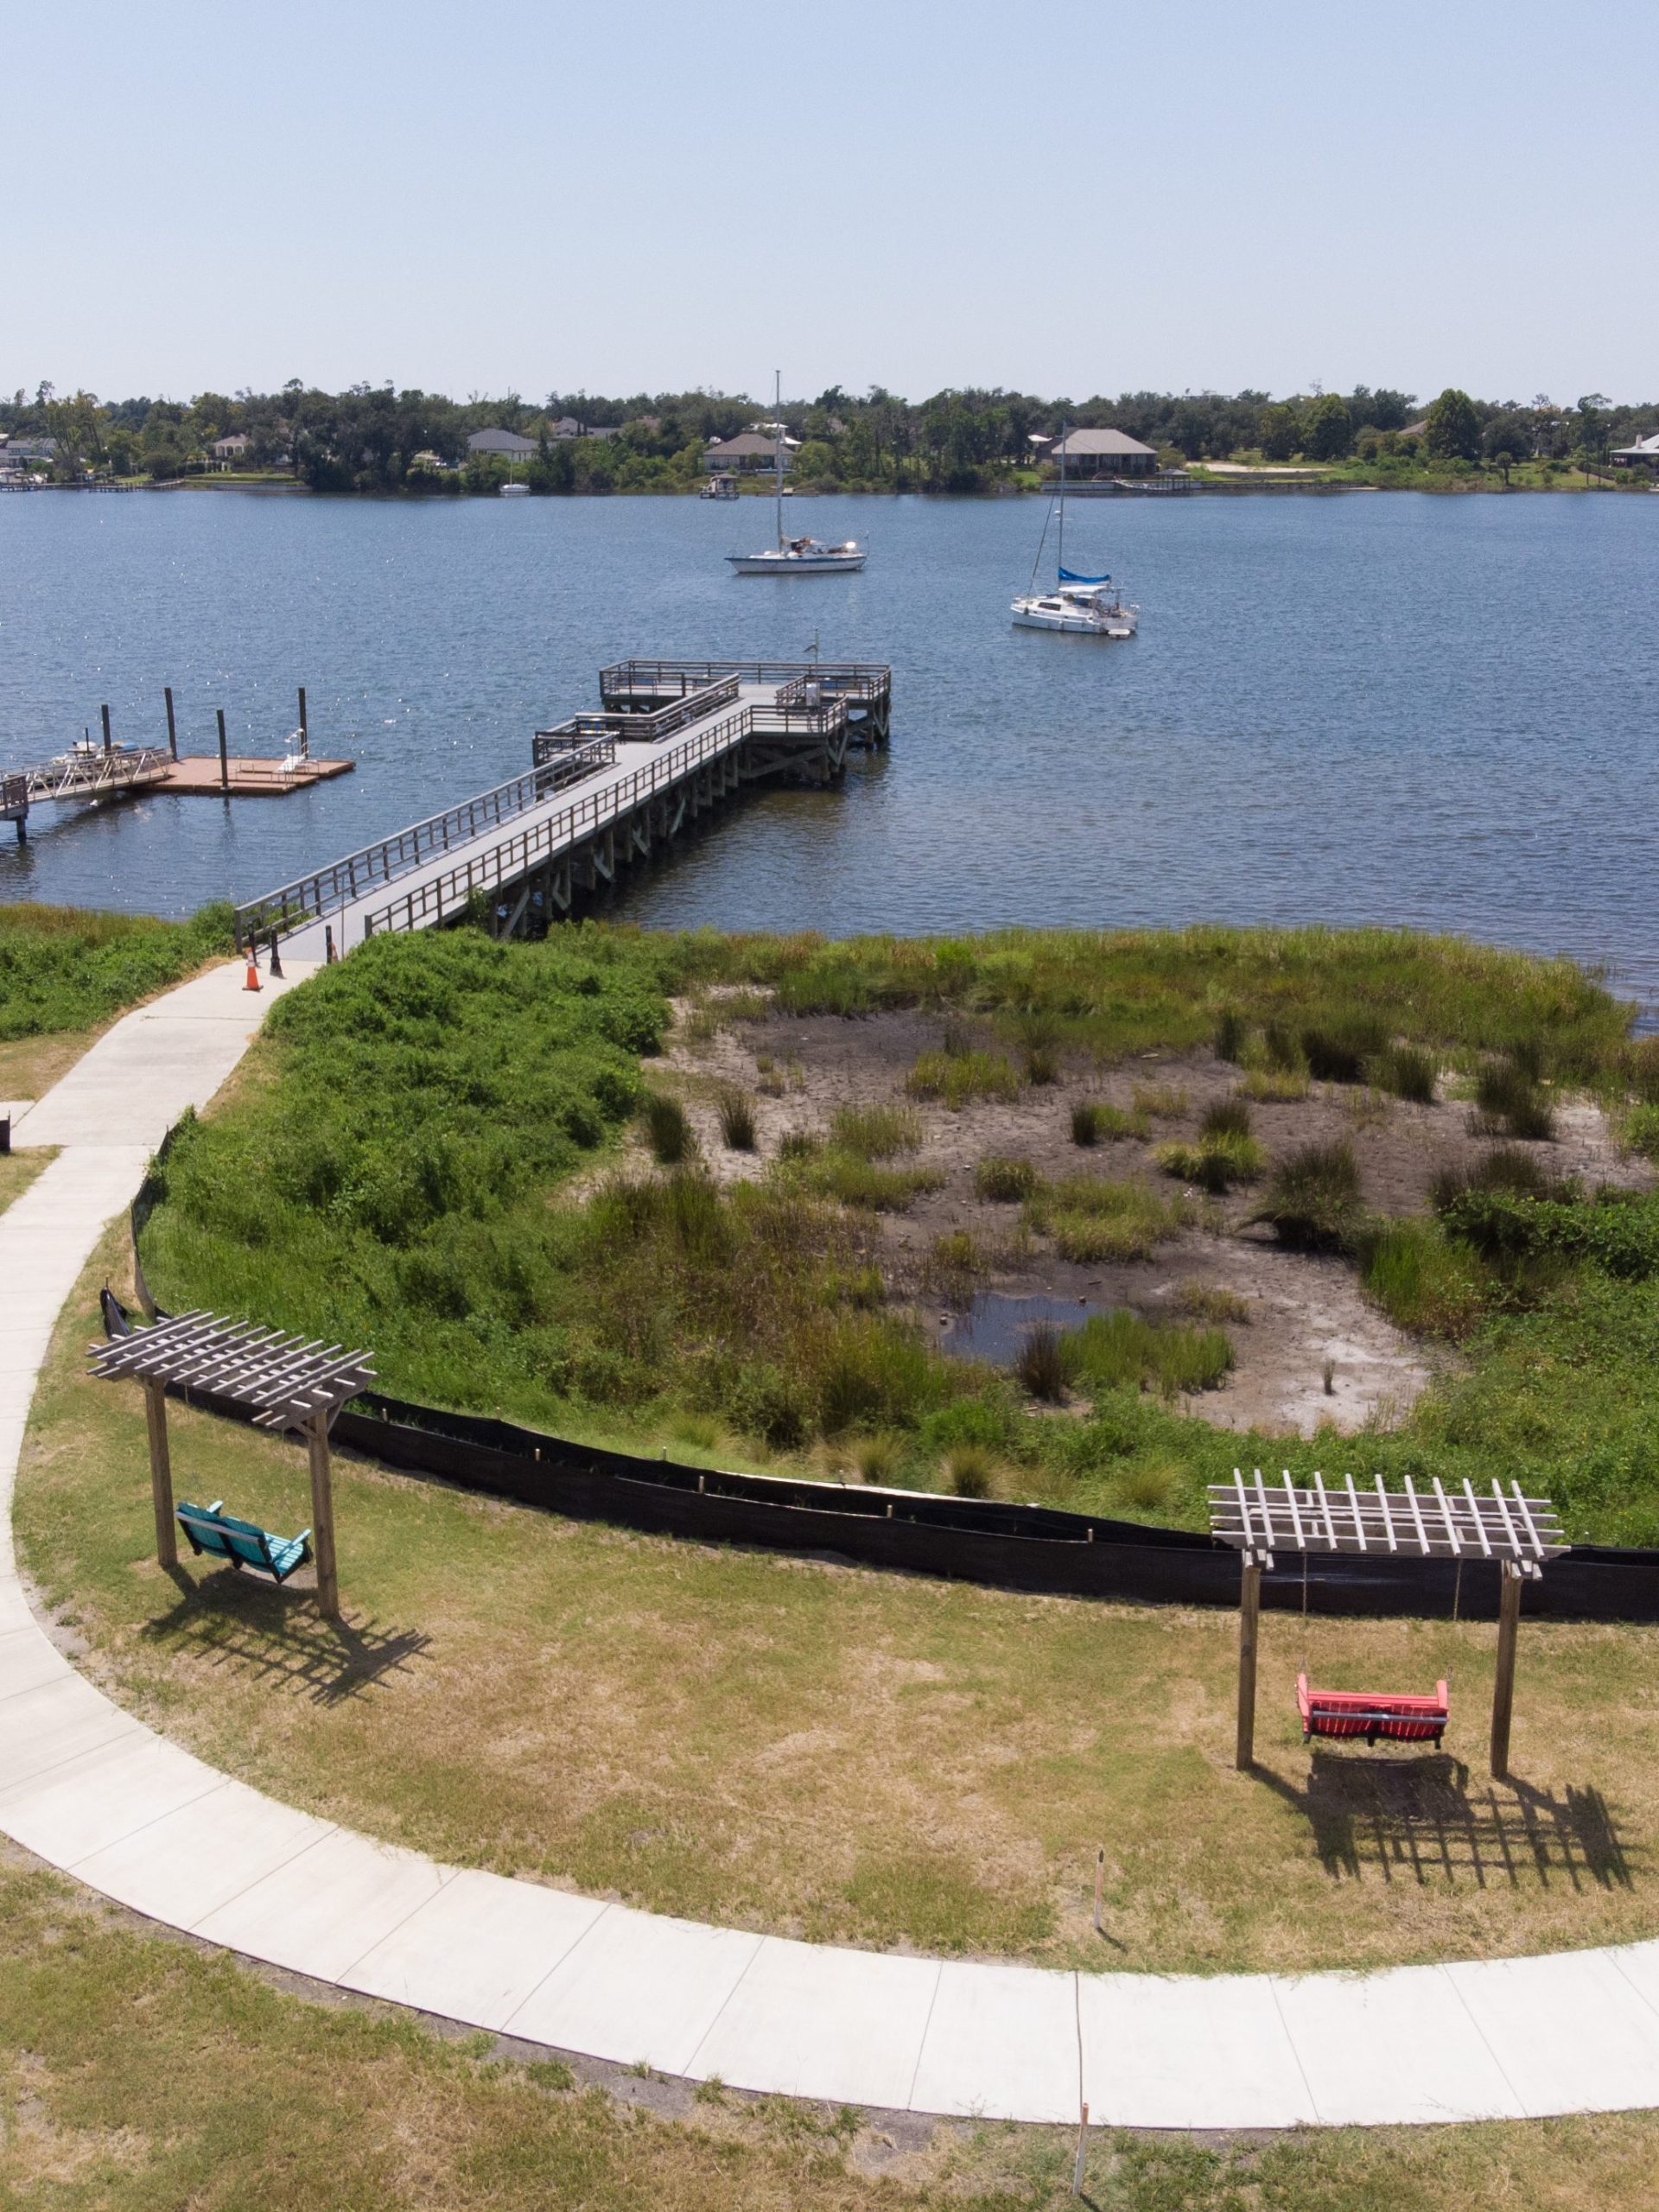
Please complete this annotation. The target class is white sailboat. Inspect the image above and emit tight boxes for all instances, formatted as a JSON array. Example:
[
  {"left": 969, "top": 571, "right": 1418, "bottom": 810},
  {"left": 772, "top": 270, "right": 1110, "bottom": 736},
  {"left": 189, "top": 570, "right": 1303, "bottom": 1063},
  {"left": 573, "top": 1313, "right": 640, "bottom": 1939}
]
[
  {"left": 1011, "top": 426, "right": 1137, "bottom": 635},
  {"left": 728, "top": 372, "right": 865, "bottom": 575}
]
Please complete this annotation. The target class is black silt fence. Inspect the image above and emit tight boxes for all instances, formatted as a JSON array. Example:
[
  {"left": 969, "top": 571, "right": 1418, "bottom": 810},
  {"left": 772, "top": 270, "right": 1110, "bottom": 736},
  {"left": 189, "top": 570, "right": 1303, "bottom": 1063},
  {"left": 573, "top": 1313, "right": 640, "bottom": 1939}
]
[{"left": 101, "top": 1290, "right": 1659, "bottom": 1624}]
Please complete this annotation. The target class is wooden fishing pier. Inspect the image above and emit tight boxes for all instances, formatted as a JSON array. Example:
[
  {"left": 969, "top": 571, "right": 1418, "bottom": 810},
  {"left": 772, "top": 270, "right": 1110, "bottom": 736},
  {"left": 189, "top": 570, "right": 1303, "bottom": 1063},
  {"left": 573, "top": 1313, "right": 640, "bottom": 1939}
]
[{"left": 237, "top": 658, "right": 891, "bottom": 959}]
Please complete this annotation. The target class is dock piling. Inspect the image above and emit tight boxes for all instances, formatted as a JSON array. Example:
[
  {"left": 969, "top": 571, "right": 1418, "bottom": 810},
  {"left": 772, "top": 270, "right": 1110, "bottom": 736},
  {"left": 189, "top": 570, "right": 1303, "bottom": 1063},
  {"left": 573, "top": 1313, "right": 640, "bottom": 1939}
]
[
  {"left": 164, "top": 685, "right": 178, "bottom": 760},
  {"left": 216, "top": 709, "right": 229, "bottom": 793},
  {"left": 100, "top": 704, "right": 113, "bottom": 754},
  {"left": 297, "top": 687, "right": 309, "bottom": 760}
]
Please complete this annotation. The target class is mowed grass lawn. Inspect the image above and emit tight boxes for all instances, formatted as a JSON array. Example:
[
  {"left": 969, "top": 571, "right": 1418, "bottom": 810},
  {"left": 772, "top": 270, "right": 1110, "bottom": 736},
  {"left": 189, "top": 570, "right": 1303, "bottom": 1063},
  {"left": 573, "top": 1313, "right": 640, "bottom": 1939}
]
[
  {"left": 7, "top": 1856, "right": 1659, "bottom": 2212},
  {"left": 20, "top": 1235, "right": 1659, "bottom": 1978}
]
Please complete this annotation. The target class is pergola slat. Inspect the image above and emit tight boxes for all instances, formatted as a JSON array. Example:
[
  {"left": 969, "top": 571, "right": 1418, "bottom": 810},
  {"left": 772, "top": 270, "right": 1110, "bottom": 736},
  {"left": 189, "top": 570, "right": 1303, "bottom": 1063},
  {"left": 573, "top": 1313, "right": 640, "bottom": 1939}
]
[{"left": 1207, "top": 1469, "right": 1565, "bottom": 1568}]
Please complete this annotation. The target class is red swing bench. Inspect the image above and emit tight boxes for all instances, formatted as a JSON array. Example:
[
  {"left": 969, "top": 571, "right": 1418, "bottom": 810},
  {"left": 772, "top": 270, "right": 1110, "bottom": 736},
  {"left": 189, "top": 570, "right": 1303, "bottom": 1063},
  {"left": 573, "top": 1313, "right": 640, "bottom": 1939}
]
[{"left": 1297, "top": 1672, "right": 1449, "bottom": 1748}]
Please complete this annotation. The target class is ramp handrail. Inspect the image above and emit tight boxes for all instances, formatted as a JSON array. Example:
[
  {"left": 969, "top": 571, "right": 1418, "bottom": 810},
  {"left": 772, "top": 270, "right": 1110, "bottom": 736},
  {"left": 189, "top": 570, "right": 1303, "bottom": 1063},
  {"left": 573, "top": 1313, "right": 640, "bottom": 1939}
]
[
  {"left": 232, "top": 740, "right": 614, "bottom": 947},
  {"left": 601, "top": 658, "right": 888, "bottom": 702}
]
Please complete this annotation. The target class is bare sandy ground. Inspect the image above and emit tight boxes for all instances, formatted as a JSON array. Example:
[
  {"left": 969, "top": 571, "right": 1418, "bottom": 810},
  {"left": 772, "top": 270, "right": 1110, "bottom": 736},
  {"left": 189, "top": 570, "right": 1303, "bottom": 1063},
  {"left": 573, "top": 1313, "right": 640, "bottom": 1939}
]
[{"left": 652, "top": 999, "right": 1647, "bottom": 1441}]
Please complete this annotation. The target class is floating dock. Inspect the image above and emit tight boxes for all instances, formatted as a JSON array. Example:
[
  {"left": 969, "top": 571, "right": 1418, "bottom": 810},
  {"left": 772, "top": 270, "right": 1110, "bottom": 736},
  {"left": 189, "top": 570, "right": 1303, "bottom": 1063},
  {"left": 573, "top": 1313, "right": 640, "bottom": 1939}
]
[
  {"left": 237, "top": 658, "right": 891, "bottom": 959},
  {"left": 152, "top": 755, "right": 353, "bottom": 798}
]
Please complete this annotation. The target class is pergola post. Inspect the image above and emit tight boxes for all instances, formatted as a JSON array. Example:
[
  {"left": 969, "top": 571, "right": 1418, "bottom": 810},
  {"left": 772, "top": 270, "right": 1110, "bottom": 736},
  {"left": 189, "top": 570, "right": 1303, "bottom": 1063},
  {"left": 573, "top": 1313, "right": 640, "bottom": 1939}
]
[
  {"left": 142, "top": 1376, "right": 177, "bottom": 1568},
  {"left": 1490, "top": 1562, "right": 1522, "bottom": 1778},
  {"left": 1236, "top": 1558, "right": 1262, "bottom": 1770},
  {"left": 306, "top": 1410, "right": 340, "bottom": 1621}
]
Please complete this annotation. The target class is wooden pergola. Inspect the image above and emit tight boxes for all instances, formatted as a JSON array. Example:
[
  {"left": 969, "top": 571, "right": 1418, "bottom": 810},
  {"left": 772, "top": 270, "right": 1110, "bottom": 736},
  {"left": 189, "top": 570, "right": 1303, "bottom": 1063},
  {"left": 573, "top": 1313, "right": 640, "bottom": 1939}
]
[
  {"left": 90, "top": 1312, "right": 375, "bottom": 1620},
  {"left": 1209, "top": 1470, "right": 1567, "bottom": 1778}
]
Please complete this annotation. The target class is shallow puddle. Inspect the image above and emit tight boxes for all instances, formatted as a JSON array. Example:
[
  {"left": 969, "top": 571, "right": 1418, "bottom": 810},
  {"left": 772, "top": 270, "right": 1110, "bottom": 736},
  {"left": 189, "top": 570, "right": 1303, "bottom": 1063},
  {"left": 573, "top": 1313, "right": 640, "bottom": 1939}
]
[{"left": 936, "top": 1292, "right": 1106, "bottom": 1364}]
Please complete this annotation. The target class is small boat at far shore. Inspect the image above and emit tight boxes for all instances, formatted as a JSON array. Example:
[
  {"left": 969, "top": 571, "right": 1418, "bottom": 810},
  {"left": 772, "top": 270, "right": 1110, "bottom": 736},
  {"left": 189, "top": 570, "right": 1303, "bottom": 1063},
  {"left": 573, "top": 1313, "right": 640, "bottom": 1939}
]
[
  {"left": 728, "top": 372, "right": 866, "bottom": 575},
  {"left": 1011, "top": 422, "right": 1137, "bottom": 636}
]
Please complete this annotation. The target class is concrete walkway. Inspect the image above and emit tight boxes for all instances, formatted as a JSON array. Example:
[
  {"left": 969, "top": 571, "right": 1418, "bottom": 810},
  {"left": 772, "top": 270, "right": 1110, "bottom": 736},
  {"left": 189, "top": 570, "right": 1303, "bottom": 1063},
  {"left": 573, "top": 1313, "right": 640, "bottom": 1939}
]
[{"left": 3, "top": 964, "right": 1659, "bottom": 2128}]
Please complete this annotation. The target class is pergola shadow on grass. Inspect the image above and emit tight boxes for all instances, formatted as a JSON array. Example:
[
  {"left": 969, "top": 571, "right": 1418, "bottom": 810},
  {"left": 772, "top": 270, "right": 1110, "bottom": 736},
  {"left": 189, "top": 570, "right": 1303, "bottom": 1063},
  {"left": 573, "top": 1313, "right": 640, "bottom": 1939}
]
[
  {"left": 1253, "top": 1752, "right": 1640, "bottom": 1894},
  {"left": 140, "top": 1569, "right": 435, "bottom": 1706}
]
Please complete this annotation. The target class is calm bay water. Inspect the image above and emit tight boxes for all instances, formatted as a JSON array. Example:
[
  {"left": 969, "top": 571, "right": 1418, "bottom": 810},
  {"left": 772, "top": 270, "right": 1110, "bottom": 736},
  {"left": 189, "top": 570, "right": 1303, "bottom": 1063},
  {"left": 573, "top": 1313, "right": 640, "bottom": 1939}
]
[{"left": 3, "top": 487, "right": 1656, "bottom": 1001}]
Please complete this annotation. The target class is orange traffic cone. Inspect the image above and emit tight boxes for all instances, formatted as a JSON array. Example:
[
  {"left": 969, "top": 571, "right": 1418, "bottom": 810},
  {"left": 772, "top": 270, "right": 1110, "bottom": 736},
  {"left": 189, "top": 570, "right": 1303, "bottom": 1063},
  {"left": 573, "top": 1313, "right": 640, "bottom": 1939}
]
[{"left": 244, "top": 954, "right": 262, "bottom": 993}]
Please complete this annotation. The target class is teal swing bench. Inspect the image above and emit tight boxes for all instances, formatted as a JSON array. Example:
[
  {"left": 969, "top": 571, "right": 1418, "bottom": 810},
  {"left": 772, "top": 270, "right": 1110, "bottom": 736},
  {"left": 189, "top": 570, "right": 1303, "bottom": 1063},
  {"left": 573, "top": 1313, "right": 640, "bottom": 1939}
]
[{"left": 175, "top": 1500, "right": 312, "bottom": 1585}]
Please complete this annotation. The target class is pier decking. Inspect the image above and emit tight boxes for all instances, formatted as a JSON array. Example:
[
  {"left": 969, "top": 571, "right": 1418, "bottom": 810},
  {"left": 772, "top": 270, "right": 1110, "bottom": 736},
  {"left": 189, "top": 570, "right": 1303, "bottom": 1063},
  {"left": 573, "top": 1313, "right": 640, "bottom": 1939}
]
[{"left": 239, "top": 660, "right": 890, "bottom": 960}]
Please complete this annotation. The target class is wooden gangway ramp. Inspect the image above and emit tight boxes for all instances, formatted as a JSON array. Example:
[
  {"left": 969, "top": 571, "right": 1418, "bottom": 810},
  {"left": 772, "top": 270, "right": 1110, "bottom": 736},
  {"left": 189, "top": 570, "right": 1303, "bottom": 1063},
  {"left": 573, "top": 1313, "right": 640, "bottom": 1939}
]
[{"left": 238, "top": 660, "right": 890, "bottom": 960}]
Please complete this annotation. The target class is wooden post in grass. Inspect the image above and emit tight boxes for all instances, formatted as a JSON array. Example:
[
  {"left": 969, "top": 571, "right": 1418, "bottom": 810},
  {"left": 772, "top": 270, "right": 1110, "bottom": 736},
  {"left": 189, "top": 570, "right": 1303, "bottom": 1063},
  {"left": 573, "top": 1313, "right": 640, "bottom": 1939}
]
[
  {"left": 1236, "top": 1559, "right": 1262, "bottom": 1770},
  {"left": 1491, "top": 1563, "right": 1522, "bottom": 1778},
  {"left": 306, "top": 1409, "right": 340, "bottom": 1620},
  {"left": 142, "top": 1376, "right": 176, "bottom": 1568}
]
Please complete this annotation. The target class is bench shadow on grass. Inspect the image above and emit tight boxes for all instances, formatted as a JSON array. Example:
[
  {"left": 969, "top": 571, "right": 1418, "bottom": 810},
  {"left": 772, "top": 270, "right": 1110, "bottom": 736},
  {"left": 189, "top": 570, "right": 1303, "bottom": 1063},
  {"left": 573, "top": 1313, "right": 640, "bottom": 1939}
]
[
  {"left": 145, "top": 1565, "right": 433, "bottom": 1707},
  {"left": 1255, "top": 1751, "right": 1643, "bottom": 1893}
]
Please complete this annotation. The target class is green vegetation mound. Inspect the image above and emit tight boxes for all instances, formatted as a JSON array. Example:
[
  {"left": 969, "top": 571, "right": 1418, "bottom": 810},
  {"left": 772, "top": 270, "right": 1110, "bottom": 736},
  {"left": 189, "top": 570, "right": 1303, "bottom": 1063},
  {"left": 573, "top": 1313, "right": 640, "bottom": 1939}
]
[{"left": 0, "top": 901, "right": 232, "bottom": 1039}]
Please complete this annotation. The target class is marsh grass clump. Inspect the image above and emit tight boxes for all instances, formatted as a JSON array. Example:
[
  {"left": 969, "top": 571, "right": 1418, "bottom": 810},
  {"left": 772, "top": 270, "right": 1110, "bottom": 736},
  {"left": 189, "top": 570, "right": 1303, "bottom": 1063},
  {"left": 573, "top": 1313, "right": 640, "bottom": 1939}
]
[
  {"left": 803, "top": 1154, "right": 944, "bottom": 1212},
  {"left": 974, "top": 1154, "right": 1039, "bottom": 1202},
  {"left": 776, "top": 1128, "right": 819, "bottom": 1163},
  {"left": 1131, "top": 1082, "right": 1188, "bottom": 1119},
  {"left": 1262, "top": 1021, "right": 1304, "bottom": 1073},
  {"left": 1070, "top": 1100, "right": 1147, "bottom": 1147},
  {"left": 1379, "top": 1044, "right": 1437, "bottom": 1103},
  {"left": 1252, "top": 1139, "right": 1363, "bottom": 1249},
  {"left": 1471, "top": 1058, "right": 1556, "bottom": 1141},
  {"left": 1027, "top": 1175, "right": 1189, "bottom": 1262},
  {"left": 1238, "top": 1065, "right": 1310, "bottom": 1103},
  {"left": 1625, "top": 1103, "right": 1659, "bottom": 1162},
  {"left": 1300, "top": 1018, "right": 1387, "bottom": 1084},
  {"left": 848, "top": 1432, "right": 904, "bottom": 1484},
  {"left": 716, "top": 1085, "right": 758, "bottom": 1151},
  {"left": 830, "top": 1102, "right": 923, "bottom": 1160},
  {"left": 1429, "top": 1147, "right": 1578, "bottom": 1213},
  {"left": 641, "top": 1090, "right": 693, "bottom": 1166},
  {"left": 943, "top": 1442, "right": 997, "bottom": 1498},
  {"left": 1014, "top": 1321, "right": 1070, "bottom": 1402},
  {"left": 1155, "top": 1135, "right": 1263, "bottom": 1194},
  {"left": 1173, "top": 1279, "right": 1252, "bottom": 1325},
  {"left": 1066, "top": 1308, "right": 1234, "bottom": 1398},
  {"left": 1213, "top": 1008, "right": 1247, "bottom": 1062},
  {"left": 1013, "top": 1014, "right": 1065, "bottom": 1086},
  {"left": 923, "top": 1230, "right": 983, "bottom": 1303},
  {"left": 906, "top": 1050, "right": 1019, "bottom": 1110},
  {"left": 1200, "top": 1096, "right": 1253, "bottom": 1141}
]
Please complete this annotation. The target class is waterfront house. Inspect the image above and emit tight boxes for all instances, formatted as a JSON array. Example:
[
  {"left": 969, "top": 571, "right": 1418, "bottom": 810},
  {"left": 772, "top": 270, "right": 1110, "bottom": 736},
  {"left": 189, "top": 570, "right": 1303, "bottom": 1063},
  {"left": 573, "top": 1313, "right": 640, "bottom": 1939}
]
[
  {"left": 212, "top": 433, "right": 251, "bottom": 466},
  {"left": 467, "top": 428, "right": 537, "bottom": 458},
  {"left": 1049, "top": 427, "right": 1158, "bottom": 479},
  {"left": 702, "top": 430, "right": 795, "bottom": 476},
  {"left": 1611, "top": 432, "right": 1659, "bottom": 471}
]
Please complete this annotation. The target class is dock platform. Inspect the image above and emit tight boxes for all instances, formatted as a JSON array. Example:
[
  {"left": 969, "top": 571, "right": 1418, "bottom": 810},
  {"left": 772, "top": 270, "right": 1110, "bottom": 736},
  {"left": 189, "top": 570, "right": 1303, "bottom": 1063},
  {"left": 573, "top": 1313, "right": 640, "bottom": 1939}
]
[
  {"left": 155, "top": 756, "right": 354, "bottom": 797},
  {"left": 236, "top": 659, "right": 890, "bottom": 960}
]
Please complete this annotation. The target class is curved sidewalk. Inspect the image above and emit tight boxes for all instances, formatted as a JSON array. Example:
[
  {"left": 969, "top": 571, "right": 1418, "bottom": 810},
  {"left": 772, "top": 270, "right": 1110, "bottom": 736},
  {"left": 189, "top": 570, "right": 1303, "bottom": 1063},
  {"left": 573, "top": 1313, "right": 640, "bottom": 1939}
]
[{"left": 3, "top": 966, "right": 1659, "bottom": 2129}]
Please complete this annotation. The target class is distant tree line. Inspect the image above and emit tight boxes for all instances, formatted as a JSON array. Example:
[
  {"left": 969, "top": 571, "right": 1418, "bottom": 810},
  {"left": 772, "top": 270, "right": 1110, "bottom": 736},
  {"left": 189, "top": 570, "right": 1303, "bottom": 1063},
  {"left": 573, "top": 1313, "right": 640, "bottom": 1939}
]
[{"left": 3, "top": 378, "right": 1653, "bottom": 493}]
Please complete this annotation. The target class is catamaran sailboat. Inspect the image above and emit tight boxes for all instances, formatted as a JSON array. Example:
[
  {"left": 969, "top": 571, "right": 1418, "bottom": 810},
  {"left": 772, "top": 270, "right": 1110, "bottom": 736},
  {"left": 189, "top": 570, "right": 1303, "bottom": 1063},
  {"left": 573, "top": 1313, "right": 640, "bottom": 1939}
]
[
  {"left": 1011, "top": 427, "right": 1137, "bottom": 635},
  {"left": 728, "top": 373, "right": 865, "bottom": 575}
]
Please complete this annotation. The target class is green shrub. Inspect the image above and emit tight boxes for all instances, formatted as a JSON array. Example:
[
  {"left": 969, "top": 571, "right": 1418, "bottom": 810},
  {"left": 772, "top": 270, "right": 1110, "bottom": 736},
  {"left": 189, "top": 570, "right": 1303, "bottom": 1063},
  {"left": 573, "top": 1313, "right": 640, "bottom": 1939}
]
[
  {"left": 974, "top": 1154, "right": 1039, "bottom": 1201},
  {"left": 1252, "top": 1139, "right": 1363, "bottom": 1249},
  {"left": 830, "top": 1102, "right": 923, "bottom": 1159},
  {"left": 1362, "top": 1218, "right": 1489, "bottom": 1338},
  {"left": 906, "top": 1050, "right": 1020, "bottom": 1109},
  {"left": 641, "top": 1090, "right": 692, "bottom": 1165},
  {"left": 0, "top": 900, "right": 234, "bottom": 1040},
  {"left": 1627, "top": 1103, "right": 1659, "bottom": 1161}
]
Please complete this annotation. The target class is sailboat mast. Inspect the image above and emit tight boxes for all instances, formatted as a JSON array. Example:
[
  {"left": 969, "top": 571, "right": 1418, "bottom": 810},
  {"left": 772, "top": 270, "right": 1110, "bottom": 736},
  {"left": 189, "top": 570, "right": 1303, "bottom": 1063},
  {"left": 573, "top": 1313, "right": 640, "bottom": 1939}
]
[
  {"left": 774, "top": 370, "right": 785, "bottom": 550},
  {"left": 1057, "top": 419, "right": 1066, "bottom": 582}
]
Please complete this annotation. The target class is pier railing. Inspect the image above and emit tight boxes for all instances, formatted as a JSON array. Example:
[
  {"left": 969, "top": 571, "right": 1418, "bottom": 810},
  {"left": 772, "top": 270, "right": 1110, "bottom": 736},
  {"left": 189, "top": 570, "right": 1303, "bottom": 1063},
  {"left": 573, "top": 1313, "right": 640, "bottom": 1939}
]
[
  {"left": 601, "top": 658, "right": 889, "bottom": 704},
  {"left": 362, "top": 700, "right": 846, "bottom": 939},
  {"left": 233, "top": 739, "right": 615, "bottom": 947}
]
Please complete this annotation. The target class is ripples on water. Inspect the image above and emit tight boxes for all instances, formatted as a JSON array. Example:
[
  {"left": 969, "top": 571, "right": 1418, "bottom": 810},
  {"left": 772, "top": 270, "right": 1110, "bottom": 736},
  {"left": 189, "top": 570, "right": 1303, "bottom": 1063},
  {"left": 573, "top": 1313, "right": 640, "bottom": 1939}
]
[{"left": 1, "top": 487, "right": 1655, "bottom": 1003}]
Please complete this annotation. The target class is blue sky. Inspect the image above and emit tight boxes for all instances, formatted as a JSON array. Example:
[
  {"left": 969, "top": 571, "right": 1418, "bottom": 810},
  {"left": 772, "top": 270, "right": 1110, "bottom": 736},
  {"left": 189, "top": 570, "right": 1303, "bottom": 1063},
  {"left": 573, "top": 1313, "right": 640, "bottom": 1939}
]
[{"left": 6, "top": 0, "right": 1654, "bottom": 406}]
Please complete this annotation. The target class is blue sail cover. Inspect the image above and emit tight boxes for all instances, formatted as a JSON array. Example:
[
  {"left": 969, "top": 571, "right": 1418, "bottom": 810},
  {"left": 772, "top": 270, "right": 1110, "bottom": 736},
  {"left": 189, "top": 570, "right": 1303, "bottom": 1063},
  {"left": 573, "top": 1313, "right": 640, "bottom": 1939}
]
[{"left": 1058, "top": 566, "right": 1110, "bottom": 584}]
